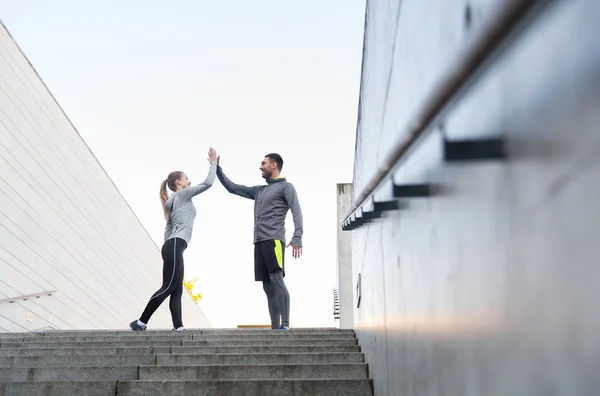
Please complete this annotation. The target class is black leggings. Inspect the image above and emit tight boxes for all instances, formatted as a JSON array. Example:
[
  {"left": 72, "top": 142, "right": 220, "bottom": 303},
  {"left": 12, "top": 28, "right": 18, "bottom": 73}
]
[{"left": 140, "top": 237, "right": 186, "bottom": 328}]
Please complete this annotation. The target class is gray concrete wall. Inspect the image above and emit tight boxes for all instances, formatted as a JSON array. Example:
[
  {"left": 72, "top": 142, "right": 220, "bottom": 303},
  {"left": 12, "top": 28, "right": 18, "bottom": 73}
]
[
  {"left": 350, "top": 1, "right": 600, "bottom": 395},
  {"left": 0, "top": 21, "right": 210, "bottom": 331},
  {"left": 336, "top": 183, "right": 354, "bottom": 329}
]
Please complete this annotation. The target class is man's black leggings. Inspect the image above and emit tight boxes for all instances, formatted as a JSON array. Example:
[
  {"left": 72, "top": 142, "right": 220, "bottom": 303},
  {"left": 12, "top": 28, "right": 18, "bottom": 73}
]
[{"left": 140, "top": 237, "right": 186, "bottom": 328}]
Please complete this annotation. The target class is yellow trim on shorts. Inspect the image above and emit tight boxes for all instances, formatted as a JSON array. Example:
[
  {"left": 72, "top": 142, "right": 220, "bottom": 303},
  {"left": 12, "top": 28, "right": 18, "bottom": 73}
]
[{"left": 274, "top": 240, "right": 283, "bottom": 269}]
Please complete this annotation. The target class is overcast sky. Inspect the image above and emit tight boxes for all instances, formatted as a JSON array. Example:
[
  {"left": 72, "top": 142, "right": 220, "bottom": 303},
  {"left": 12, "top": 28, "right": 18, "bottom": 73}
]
[{"left": 1, "top": 0, "right": 365, "bottom": 328}]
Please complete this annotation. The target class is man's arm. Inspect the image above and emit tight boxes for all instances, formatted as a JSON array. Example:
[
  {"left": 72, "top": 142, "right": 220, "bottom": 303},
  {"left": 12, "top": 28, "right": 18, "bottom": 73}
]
[
  {"left": 284, "top": 183, "right": 303, "bottom": 247},
  {"left": 217, "top": 165, "right": 258, "bottom": 200},
  {"left": 177, "top": 162, "right": 217, "bottom": 200}
]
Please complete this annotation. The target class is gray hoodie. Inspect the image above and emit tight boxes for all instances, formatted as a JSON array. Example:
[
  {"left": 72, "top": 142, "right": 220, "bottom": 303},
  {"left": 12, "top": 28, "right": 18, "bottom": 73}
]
[
  {"left": 164, "top": 162, "right": 217, "bottom": 245},
  {"left": 216, "top": 166, "right": 303, "bottom": 246}
]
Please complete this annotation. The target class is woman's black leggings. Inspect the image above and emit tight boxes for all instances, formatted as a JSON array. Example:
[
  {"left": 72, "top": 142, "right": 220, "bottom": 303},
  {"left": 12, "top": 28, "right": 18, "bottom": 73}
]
[{"left": 140, "top": 237, "right": 187, "bottom": 328}]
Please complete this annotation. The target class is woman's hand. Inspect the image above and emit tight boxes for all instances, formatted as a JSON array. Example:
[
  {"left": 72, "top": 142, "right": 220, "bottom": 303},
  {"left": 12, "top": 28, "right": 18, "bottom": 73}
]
[{"left": 207, "top": 147, "right": 218, "bottom": 163}]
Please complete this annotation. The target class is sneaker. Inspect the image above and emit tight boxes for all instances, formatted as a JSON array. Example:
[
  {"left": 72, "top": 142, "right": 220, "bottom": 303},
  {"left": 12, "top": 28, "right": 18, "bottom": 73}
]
[
  {"left": 129, "top": 320, "right": 146, "bottom": 331},
  {"left": 172, "top": 327, "right": 185, "bottom": 331},
  {"left": 279, "top": 325, "right": 290, "bottom": 330}
]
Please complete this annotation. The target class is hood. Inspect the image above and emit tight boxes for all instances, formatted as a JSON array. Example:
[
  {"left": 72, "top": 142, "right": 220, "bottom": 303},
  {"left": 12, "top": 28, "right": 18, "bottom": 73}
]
[{"left": 266, "top": 176, "right": 287, "bottom": 184}]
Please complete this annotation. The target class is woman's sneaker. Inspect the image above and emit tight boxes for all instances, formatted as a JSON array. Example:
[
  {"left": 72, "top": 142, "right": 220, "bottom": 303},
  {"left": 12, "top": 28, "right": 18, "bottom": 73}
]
[
  {"left": 173, "top": 327, "right": 185, "bottom": 331},
  {"left": 129, "top": 320, "right": 146, "bottom": 331}
]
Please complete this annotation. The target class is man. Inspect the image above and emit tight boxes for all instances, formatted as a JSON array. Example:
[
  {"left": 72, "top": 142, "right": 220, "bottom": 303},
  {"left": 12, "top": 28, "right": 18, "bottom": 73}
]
[{"left": 216, "top": 153, "right": 303, "bottom": 330}]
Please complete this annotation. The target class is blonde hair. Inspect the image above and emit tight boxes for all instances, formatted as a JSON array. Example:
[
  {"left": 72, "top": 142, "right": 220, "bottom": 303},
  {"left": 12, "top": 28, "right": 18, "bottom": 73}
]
[{"left": 160, "top": 171, "right": 184, "bottom": 219}]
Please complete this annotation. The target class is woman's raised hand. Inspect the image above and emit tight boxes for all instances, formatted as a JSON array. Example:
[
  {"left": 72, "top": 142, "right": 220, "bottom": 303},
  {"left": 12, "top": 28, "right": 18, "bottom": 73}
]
[{"left": 207, "top": 147, "right": 218, "bottom": 163}]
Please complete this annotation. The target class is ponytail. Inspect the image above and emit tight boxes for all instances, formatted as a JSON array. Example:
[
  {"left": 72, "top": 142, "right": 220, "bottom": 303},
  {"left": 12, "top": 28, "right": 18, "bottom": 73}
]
[
  {"left": 160, "top": 179, "right": 169, "bottom": 219},
  {"left": 160, "top": 171, "right": 184, "bottom": 219}
]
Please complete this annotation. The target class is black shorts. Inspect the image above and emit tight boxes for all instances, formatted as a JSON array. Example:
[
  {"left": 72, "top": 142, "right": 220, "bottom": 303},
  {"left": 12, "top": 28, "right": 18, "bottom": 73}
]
[{"left": 254, "top": 239, "right": 285, "bottom": 282}]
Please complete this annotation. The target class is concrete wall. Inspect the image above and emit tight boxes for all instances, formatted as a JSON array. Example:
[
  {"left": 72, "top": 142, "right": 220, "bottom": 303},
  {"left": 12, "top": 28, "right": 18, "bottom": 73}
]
[
  {"left": 336, "top": 183, "right": 354, "bottom": 329},
  {"left": 350, "top": 1, "right": 600, "bottom": 395},
  {"left": 0, "top": 21, "right": 210, "bottom": 332}
]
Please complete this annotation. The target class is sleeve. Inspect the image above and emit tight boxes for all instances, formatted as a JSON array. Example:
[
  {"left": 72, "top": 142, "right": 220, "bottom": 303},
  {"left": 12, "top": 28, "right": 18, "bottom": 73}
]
[
  {"left": 176, "top": 162, "right": 217, "bottom": 201},
  {"left": 216, "top": 165, "right": 259, "bottom": 200},
  {"left": 284, "top": 183, "right": 303, "bottom": 247}
]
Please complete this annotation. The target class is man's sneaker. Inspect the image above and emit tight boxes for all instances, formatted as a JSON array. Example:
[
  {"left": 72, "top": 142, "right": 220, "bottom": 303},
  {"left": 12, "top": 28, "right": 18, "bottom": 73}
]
[
  {"left": 172, "top": 327, "right": 185, "bottom": 331},
  {"left": 129, "top": 320, "right": 146, "bottom": 331},
  {"left": 280, "top": 325, "right": 290, "bottom": 330}
]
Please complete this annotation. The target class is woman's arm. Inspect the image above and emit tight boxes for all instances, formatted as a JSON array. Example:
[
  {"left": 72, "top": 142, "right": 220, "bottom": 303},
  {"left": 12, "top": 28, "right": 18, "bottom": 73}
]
[{"left": 176, "top": 162, "right": 217, "bottom": 200}]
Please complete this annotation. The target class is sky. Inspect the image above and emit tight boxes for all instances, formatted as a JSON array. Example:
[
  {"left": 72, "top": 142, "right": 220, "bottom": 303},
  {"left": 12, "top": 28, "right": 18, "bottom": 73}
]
[{"left": 1, "top": 0, "right": 365, "bottom": 328}]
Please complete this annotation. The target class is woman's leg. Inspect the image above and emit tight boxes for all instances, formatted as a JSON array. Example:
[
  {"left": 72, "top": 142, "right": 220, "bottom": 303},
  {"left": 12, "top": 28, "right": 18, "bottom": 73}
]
[
  {"left": 169, "top": 258, "right": 185, "bottom": 329},
  {"left": 139, "top": 238, "right": 182, "bottom": 325}
]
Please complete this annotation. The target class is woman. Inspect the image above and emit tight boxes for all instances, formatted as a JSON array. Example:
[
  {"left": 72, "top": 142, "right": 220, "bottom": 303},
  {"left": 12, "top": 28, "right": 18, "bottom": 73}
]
[{"left": 129, "top": 147, "right": 218, "bottom": 331}]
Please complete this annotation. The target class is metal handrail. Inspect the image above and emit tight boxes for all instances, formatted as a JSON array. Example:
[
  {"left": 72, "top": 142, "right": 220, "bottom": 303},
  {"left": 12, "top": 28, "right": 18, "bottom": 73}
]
[
  {"left": 344, "top": 0, "right": 549, "bottom": 224},
  {"left": 0, "top": 290, "right": 57, "bottom": 305}
]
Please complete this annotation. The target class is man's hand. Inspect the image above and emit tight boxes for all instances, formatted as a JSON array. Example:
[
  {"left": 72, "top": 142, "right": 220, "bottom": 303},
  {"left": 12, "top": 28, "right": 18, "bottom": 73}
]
[
  {"left": 208, "top": 147, "right": 218, "bottom": 163},
  {"left": 286, "top": 241, "right": 302, "bottom": 259}
]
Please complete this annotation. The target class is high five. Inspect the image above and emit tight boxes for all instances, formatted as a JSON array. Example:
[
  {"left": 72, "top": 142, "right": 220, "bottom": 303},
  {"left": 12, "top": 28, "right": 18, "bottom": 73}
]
[{"left": 129, "top": 149, "right": 303, "bottom": 331}]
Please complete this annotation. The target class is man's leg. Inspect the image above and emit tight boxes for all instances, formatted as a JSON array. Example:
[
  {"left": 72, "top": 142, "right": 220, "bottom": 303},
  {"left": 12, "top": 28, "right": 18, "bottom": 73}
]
[
  {"left": 269, "top": 269, "right": 290, "bottom": 327},
  {"left": 262, "top": 280, "right": 280, "bottom": 329},
  {"left": 256, "top": 241, "right": 282, "bottom": 329}
]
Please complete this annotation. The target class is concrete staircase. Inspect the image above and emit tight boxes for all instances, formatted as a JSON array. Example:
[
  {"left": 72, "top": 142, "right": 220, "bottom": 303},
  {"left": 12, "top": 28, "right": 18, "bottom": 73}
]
[{"left": 0, "top": 328, "right": 372, "bottom": 395}]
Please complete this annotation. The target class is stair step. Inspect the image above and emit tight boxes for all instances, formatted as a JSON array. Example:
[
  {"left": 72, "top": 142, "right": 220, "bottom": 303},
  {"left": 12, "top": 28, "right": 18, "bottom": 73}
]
[
  {"left": 200, "top": 328, "right": 355, "bottom": 335},
  {"left": 0, "top": 346, "right": 171, "bottom": 357},
  {"left": 0, "top": 363, "right": 367, "bottom": 381},
  {"left": 3, "top": 335, "right": 193, "bottom": 343},
  {"left": 0, "top": 345, "right": 360, "bottom": 357},
  {"left": 0, "top": 340, "right": 185, "bottom": 348},
  {"left": 157, "top": 352, "right": 364, "bottom": 365},
  {"left": 138, "top": 363, "right": 368, "bottom": 380},
  {"left": 0, "top": 354, "right": 156, "bottom": 368},
  {"left": 0, "top": 366, "right": 138, "bottom": 381},
  {"left": 0, "top": 379, "right": 373, "bottom": 396},
  {"left": 120, "top": 379, "right": 373, "bottom": 396},
  {"left": 170, "top": 345, "right": 362, "bottom": 354},
  {"left": 0, "top": 381, "right": 116, "bottom": 396},
  {"left": 0, "top": 352, "right": 363, "bottom": 367},
  {"left": 0, "top": 339, "right": 358, "bottom": 348},
  {"left": 0, "top": 328, "right": 355, "bottom": 338},
  {"left": 1, "top": 333, "right": 354, "bottom": 343}
]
